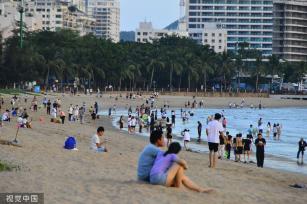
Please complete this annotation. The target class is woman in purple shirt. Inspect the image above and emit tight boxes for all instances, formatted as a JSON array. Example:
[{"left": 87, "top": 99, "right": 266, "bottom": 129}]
[{"left": 150, "top": 142, "right": 213, "bottom": 193}]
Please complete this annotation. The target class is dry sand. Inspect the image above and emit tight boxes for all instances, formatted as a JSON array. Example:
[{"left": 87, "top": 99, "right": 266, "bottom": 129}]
[{"left": 0, "top": 93, "right": 307, "bottom": 204}]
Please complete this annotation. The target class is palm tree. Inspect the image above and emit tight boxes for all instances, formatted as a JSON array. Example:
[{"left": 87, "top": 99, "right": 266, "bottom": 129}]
[
  {"left": 254, "top": 52, "right": 265, "bottom": 92},
  {"left": 267, "top": 55, "right": 281, "bottom": 92},
  {"left": 184, "top": 51, "right": 199, "bottom": 90},
  {"left": 220, "top": 51, "right": 234, "bottom": 92},
  {"left": 147, "top": 56, "right": 164, "bottom": 89}
]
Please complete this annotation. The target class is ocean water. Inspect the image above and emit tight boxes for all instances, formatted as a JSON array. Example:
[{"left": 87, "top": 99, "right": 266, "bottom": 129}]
[{"left": 99, "top": 107, "right": 307, "bottom": 174}]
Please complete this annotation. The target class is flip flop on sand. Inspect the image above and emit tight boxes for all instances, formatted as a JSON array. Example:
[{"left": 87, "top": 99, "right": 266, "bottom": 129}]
[{"left": 289, "top": 184, "right": 306, "bottom": 189}]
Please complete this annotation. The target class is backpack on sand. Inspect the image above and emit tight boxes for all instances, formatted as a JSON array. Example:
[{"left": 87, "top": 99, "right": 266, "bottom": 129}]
[{"left": 64, "top": 136, "right": 76, "bottom": 150}]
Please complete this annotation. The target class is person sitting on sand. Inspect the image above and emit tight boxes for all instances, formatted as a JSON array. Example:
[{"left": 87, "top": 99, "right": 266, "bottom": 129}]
[
  {"left": 150, "top": 142, "right": 213, "bottom": 193},
  {"left": 91, "top": 126, "right": 108, "bottom": 152},
  {"left": 2, "top": 110, "right": 11, "bottom": 122},
  {"left": 137, "top": 130, "right": 165, "bottom": 182}
]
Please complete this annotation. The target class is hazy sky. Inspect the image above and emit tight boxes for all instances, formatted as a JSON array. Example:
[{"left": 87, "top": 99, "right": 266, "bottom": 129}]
[{"left": 120, "top": 0, "right": 180, "bottom": 31}]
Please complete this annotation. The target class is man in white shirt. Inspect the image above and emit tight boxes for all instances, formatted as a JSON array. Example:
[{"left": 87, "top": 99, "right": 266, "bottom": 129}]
[
  {"left": 91, "top": 126, "right": 108, "bottom": 152},
  {"left": 206, "top": 113, "right": 224, "bottom": 168}
]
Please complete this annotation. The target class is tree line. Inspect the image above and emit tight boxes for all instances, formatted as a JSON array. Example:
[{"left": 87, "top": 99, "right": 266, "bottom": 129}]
[{"left": 0, "top": 29, "right": 306, "bottom": 92}]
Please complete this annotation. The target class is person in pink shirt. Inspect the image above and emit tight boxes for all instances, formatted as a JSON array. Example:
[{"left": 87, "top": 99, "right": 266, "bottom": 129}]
[{"left": 150, "top": 142, "right": 213, "bottom": 193}]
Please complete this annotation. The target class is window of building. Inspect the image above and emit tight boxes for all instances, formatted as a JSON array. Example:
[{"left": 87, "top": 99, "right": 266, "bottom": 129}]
[
  {"left": 219, "top": 33, "right": 222, "bottom": 37},
  {"left": 212, "top": 39, "right": 215, "bottom": 43},
  {"left": 204, "top": 33, "right": 208, "bottom": 36},
  {"left": 219, "top": 46, "right": 222, "bottom": 49},
  {"left": 219, "top": 39, "right": 222, "bottom": 43},
  {"left": 212, "top": 33, "right": 215, "bottom": 37}
]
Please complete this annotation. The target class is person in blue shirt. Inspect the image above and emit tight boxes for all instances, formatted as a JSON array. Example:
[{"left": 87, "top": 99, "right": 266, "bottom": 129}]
[{"left": 137, "top": 130, "right": 165, "bottom": 182}]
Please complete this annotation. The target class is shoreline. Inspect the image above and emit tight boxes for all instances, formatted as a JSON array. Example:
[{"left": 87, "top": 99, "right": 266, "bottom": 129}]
[{"left": 106, "top": 113, "right": 307, "bottom": 176}]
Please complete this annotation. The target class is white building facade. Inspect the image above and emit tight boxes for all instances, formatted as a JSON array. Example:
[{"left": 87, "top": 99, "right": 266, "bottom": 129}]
[
  {"left": 202, "top": 23, "right": 227, "bottom": 53},
  {"left": 186, "top": 0, "right": 273, "bottom": 55},
  {"left": 84, "top": 0, "right": 120, "bottom": 42},
  {"left": 0, "top": 0, "right": 43, "bottom": 39},
  {"left": 33, "top": 0, "right": 95, "bottom": 35},
  {"left": 135, "top": 21, "right": 189, "bottom": 43}
]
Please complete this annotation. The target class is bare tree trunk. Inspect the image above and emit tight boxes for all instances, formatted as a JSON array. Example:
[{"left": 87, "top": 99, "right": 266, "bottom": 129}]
[
  {"left": 149, "top": 66, "right": 155, "bottom": 89},
  {"left": 255, "top": 73, "right": 259, "bottom": 93},
  {"left": 119, "top": 77, "right": 122, "bottom": 91},
  {"left": 169, "top": 64, "right": 173, "bottom": 91},
  {"left": 178, "top": 73, "right": 182, "bottom": 91},
  {"left": 45, "top": 65, "right": 50, "bottom": 92},
  {"left": 188, "top": 73, "right": 191, "bottom": 91}
]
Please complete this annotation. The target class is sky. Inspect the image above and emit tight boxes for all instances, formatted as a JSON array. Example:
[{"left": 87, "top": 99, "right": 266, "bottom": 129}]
[{"left": 120, "top": 0, "right": 180, "bottom": 31}]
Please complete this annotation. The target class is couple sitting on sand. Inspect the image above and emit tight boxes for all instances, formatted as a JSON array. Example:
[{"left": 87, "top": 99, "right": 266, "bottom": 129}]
[{"left": 137, "top": 130, "right": 213, "bottom": 193}]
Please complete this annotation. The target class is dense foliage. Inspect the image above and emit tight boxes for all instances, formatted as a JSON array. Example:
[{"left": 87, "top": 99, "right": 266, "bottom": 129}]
[{"left": 0, "top": 30, "right": 306, "bottom": 92}]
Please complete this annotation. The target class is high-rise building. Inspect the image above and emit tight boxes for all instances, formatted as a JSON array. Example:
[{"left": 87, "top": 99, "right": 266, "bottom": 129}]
[
  {"left": 186, "top": 0, "right": 273, "bottom": 55},
  {"left": 273, "top": 0, "right": 307, "bottom": 62},
  {"left": 84, "top": 0, "right": 120, "bottom": 42}
]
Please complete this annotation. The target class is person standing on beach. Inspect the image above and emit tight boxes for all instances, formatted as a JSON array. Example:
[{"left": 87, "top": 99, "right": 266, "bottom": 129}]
[
  {"left": 197, "top": 121, "right": 202, "bottom": 143},
  {"left": 235, "top": 134, "right": 243, "bottom": 162},
  {"left": 222, "top": 117, "right": 227, "bottom": 129},
  {"left": 247, "top": 124, "right": 253, "bottom": 135},
  {"left": 206, "top": 113, "right": 224, "bottom": 168},
  {"left": 258, "top": 118, "right": 263, "bottom": 133},
  {"left": 276, "top": 124, "right": 282, "bottom": 140},
  {"left": 137, "top": 130, "right": 165, "bottom": 182},
  {"left": 166, "top": 120, "right": 172, "bottom": 147},
  {"left": 225, "top": 133, "right": 232, "bottom": 160},
  {"left": 46, "top": 100, "right": 51, "bottom": 115},
  {"left": 255, "top": 133, "right": 266, "bottom": 168},
  {"left": 266, "top": 122, "right": 271, "bottom": 138},
  {"left": 119, "top": 116, "right": 124, "bottom": 129},
  {"left": 297, "top": 138, "right": 306, "bottom": 164},
  {"left": 60, "top": 110, "right": 66, "bottom": 124},
  {"left": 183, "top": 129, "right": 191, "bottom": 151},
  {"left": 68, "top": 104, "right": 73, "bottom": 121},
  {"left": 171, "top": 110, "right": 176, "bottom": 127},
  {"left": 79, "top": 106, "right": 85, "bottom": 124},
  {"left": 218, "top": 132, "right": 226, "bottom": 160},
  {"left": 91, "top": 126, "right": 108, "bottom": 152},
  {"left": 243, "top": 135, "right": 252, "bottom": 163},
  {"left": 273, "top": 124, "right": 277, "bottom": 139}
]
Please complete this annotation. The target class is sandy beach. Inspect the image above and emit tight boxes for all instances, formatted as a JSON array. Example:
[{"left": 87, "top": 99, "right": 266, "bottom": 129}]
[{"left": 0, "top": 93, "right": 307, "bottom": 204}]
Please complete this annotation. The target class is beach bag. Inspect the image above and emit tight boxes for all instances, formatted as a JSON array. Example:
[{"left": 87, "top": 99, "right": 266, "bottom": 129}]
[{"left": 64, "top": 136, "right": 76, "bottom": 150}]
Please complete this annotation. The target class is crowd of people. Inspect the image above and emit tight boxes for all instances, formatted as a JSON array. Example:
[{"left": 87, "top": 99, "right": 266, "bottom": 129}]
[{"left": 1, "top": 91, "right": 306, "bottom": 194}]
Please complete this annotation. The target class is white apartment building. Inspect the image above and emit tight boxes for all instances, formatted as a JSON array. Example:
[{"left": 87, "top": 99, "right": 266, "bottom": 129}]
[
  {"left": 135, "top": 21, "right": 189, "bottom": 43},
  {"left": 62, "top": 5, "right": 95, "bottom": 36},
  {"left": 34, "top": 0, "right": 64, "bottom": 31},
  {"left": 84, "top": 0, "right": 120, "bottom": 42},
  {"left": 186, "top": 0, "right": 273, "bottom": 55},
  {"left": 202, "top": 23, "right": 227, "bottom": 53},
  {"left": 0, "top": 0, "right": 43, "bottom": 39},
  {"left": 30, "top": 0, "right": 94, "bottom": 35}
]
